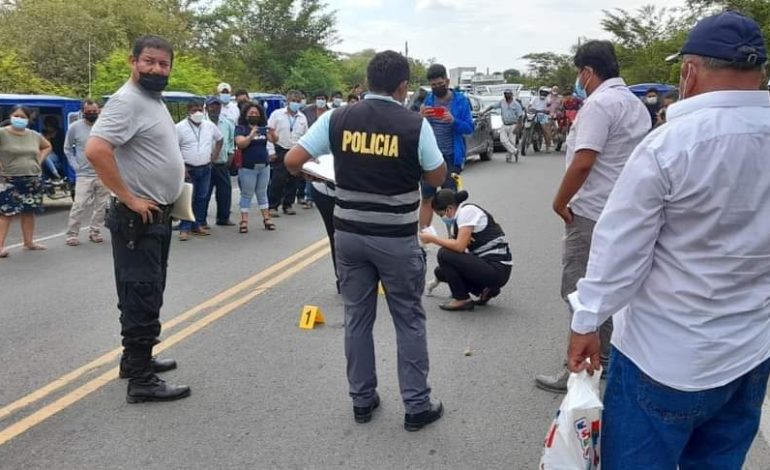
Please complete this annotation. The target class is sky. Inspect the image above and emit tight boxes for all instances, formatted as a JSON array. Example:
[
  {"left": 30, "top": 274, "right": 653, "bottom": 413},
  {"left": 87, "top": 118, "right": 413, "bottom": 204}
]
[{"left": 330, "top": 0, "right": 685, "bottom": 73}]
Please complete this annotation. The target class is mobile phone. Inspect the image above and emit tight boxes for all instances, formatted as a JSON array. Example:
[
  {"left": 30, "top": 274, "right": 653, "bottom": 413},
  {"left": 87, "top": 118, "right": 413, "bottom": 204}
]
[{"left": 432, "top": 107, "right": 446, "bottom": 118}]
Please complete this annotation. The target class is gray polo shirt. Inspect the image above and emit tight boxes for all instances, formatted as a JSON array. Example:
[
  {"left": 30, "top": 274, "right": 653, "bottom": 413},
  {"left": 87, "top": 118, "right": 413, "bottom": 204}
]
[
  {"left": 89, "top": 80, "right": 185, "bottom": 205},
  {"left": 64, "top": 119, "right": 97, "bottom": 178}
]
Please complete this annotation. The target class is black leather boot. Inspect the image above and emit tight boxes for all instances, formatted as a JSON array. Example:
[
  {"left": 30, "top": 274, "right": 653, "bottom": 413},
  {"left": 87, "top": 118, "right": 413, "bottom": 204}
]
[
  {"left": 404, "top": 399, "right": 444, "bottom": 432},
  {"left": 119, "top": 355, "right": 178, "bottom": 379},
  {"left": 126, "top": 374, "right": 191, "bottom": 404}
]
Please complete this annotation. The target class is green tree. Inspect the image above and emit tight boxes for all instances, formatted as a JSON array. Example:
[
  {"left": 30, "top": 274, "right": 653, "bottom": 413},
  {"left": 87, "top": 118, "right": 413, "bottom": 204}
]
[
  {"left": 0, "top": 50, "right": 73, "bottom": 95},
  {"left": 284, "top": 49, "right": 342, "bottom": 94},
  {"left": 92, "top": 50, "right": 220, "bottom": 97},
  {"left": 521, "top": 52, "right": 575, "bottom": 90},
  {"left": 503, "top": 68, "right": 522, "bottom": 82},
  {"left": 0, "top": 0, "right": 195, "bottom": 94},
  {"left": 196, "top": 0, "right": 337, "bottom": 90}
]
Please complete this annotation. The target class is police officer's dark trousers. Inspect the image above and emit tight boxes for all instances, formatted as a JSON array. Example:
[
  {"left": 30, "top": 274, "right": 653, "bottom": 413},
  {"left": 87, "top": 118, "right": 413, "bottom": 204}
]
[
  {"left": 336, "top": 230, "right": 432, "bottom": 415},
  {"left": 106, "top": 201, "right": 171, "bottom": 381},
  {"left": 268, "top": 146, "right": 299, "bottom": 210}
]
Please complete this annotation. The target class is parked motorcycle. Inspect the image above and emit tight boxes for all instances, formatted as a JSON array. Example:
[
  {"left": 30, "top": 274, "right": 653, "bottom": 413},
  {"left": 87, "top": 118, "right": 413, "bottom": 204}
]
[{"left": 519, "top": 111, "right": 545, "bottom": 157}]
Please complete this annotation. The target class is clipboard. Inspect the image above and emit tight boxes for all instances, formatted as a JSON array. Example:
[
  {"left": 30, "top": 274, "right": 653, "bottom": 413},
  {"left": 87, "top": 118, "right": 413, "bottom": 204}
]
[
  {"left": 301, "top": 154, "right": 335, "bottom": 183},
  {"left": 170, "top": 182, "right": 195, "bottom": 221}
]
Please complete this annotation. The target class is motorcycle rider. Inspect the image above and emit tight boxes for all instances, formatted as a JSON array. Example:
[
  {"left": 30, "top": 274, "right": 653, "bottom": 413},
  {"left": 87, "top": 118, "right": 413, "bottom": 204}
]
[{"left": 527, "top": 87, "right": 554, "bottom": 152}]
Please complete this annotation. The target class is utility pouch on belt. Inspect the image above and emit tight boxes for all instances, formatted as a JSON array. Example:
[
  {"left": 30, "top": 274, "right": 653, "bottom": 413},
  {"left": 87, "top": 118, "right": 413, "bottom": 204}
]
[{"left": 106, "top": 199, "right": 145, "bottom": 251}]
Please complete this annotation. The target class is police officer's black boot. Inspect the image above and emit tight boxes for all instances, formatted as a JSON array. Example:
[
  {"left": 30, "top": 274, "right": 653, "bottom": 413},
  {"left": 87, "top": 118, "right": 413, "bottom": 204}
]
[
  {"left": 119, "top": 353, "right": 178, "bottom": 379},
  {"left": 124, "top": 351, "right": 190, "bottom": 404},
  {"left": 404, "top": 399, "right": 444, "bottom": 432}
]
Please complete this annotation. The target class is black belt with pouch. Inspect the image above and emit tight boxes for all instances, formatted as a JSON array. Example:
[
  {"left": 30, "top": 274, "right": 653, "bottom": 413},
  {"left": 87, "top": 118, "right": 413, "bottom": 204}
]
[{"left": 107, "top": 197, "right": 173, "bottom": 251}]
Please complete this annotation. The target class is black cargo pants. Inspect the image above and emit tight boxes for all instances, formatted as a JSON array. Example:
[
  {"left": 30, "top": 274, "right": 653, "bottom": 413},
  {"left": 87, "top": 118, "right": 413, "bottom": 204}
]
[{"left": 105, "top": 200, "right": 172, "bottom": 378}]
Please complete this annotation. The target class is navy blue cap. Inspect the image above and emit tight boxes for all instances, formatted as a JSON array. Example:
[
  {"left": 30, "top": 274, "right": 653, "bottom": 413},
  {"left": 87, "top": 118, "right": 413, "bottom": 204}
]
[
  {"left": 205, "top": 95, "right": 222, "bottom": 106},
  {"left": 668, "top": 11, "right": 767, "bottom": 65}
]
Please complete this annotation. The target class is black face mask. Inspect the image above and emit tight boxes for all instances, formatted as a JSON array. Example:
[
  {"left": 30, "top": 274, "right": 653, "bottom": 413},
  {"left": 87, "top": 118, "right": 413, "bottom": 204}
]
[
  {"left": 83, "top": 113, "right": 98, "bottom": 123},
  {"left": 138, "top": 72, "right": 169, "bottom": 92},
  {"left": 247, "top": 117, "right": 262, "bottom": 126},
  {"left": 433, "top": 86, "right": 448, "bottom": 98}
]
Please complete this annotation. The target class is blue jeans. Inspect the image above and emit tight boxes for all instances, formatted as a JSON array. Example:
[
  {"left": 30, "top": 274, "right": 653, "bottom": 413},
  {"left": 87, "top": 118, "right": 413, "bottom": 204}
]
[
  {"left": 205, "top": 164, "right": 232, "bottom": 224},
  {"left": 180, "top": 165, "right": 212, "bottom": 232},
  {"left": 420, "top": 157, "right": 461, "bottom": 198},
  {"left": 602, "top": 347, "right": 770, "bottom": 469},
  {"left": 238, "top": 165, "right": 270, "bottom": 212}
]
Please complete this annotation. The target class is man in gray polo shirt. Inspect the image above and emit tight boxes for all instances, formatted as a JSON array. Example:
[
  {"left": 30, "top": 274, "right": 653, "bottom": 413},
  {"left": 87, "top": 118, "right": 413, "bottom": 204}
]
[{"left": 86, "top": 35, "right": 190, "bottom": 403}]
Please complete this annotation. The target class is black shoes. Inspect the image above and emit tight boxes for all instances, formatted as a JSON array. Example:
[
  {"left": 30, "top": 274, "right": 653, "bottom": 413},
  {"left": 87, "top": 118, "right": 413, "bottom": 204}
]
[
  {"left": 404, "top": 400, "right": 444, "bottom": 432},
  {"left": 439, "top": 300, "right": 475, "bottom": 311},
  {"left": 119, "top": 356, "right": 178, "bottom": 379},
  {"left": 475, "top": 287, "right": 501, "bottom": 306},
  {"left": 126, "top": 375, "right": 191, "bottom": 404},
  {"left": 353, "top": 393, "right": 380, "bottom": 424}
]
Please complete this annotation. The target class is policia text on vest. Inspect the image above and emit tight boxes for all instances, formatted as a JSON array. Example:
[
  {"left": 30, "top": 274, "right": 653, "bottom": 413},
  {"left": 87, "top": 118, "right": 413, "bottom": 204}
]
[{"left": 342, "top": 131, "right": 400, "bottom": 158}]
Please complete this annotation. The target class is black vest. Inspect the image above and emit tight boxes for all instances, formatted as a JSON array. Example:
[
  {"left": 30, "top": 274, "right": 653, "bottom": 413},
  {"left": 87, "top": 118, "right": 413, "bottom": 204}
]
[
  {"left": 329, "top": 98, "right": 423, "bottom": 237},
  {"left": 452, "top": 204, "right": 512, "bottom": 265}
]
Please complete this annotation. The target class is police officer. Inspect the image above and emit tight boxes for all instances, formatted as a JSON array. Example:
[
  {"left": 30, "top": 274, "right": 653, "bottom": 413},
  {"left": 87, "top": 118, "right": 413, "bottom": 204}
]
[
  {"left": 85, "top": 35, "right": 190, "bottom": 403},
  {"left": 285, "top": 51, "right": 447, "bottom": 431}
]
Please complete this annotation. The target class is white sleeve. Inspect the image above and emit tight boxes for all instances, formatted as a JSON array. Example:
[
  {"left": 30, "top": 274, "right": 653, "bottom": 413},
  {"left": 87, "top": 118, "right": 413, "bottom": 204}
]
[
  {"left": 456, "top": 205, "right": 486, "bottom": 229},
  {"left": 569, "top": 145, "right": 668, "bottom": 334}
]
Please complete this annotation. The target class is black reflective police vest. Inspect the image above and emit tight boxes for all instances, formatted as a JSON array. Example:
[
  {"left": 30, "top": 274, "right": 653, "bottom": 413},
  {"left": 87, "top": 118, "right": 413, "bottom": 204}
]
[
  {"left": 452, "top": 204, "right": 512, "bottom": 265},
  {"left": 329, "top": 97, "right": 423, "bottom": 237}
]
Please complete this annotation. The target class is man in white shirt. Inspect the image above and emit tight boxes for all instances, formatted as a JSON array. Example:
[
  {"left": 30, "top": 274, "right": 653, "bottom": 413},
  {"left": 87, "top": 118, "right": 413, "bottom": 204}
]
[
  {"left": 217, "top": 82, "right": 241, "bottom": 124},
  {"left": 535, "top": 40, "right": 650, "bottom": 393},
  {"left": 267, "top": 90, "right": 308, "bottom": 216},
  {"left": 176, "top": 101, "right": 223, "bottom": 240},
  {"left": 567, "top": 12, "right": 770, "bottom": 467}
]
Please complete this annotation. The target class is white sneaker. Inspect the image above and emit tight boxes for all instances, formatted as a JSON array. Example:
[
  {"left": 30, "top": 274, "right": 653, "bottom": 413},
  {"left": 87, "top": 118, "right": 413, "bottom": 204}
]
[{"left": 426, "top": 278, "right": 440, "bottom": 296}]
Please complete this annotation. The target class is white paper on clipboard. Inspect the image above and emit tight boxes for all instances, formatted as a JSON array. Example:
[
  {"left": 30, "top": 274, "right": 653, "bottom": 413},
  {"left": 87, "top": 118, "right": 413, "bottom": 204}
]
[
  {"left": 170, "top": 182, "right": 195, "bottom": 221},
  {"left": 301, "top": 154, "right": 335, "bottom": 183}
]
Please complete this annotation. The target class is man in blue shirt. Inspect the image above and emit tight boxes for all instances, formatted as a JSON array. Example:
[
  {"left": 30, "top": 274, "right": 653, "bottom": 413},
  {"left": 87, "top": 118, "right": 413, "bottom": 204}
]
[
  {"left": 285, "top": 51, "right": 447, "bottom": 432},
  {"left": 419, "top": 64, "right": 474, "bottom": 228}
]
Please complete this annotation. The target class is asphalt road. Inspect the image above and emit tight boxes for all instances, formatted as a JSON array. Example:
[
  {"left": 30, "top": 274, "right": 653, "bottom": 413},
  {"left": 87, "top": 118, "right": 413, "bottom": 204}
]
[{"left": 1, "top": 152, "right": 768, "bottom": 469}]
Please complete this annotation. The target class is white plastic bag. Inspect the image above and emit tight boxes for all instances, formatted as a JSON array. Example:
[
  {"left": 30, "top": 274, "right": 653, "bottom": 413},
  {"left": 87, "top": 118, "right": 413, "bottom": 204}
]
[{"left": 540, "top": 369, "right": 603, "bottom": 469}]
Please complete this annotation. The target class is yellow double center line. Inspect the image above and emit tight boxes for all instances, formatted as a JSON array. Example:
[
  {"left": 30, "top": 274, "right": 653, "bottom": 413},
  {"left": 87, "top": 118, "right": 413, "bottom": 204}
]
[{"left": 0, "top": 238, "right": 330, "bottom": 446}]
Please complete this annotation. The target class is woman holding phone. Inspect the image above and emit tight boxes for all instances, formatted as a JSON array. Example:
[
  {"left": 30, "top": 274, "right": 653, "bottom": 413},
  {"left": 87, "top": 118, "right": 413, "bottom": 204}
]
[
  {"left": 235, "top": 102, "right": 276, "bottom": 233},
  {"left": 419, "top": 189, "right": 512, "bottom": 311}
]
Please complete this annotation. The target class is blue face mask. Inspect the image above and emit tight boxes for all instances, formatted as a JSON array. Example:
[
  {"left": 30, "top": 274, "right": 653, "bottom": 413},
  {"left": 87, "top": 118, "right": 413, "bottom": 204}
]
[
  {"left": 219, "top": 93, "right": 232, "bottom": 104},
  {"left": 574, "top": 76, "right": 587, "bottom": 100},
  {"left": 289, "top": 102, "right": 302, "bottom": 113},
  {"left": 441, "top": 215, "right": 455, "bottom": 225},
  {"left": 10, "top": 116, "right": 28, "bottom": 130}
]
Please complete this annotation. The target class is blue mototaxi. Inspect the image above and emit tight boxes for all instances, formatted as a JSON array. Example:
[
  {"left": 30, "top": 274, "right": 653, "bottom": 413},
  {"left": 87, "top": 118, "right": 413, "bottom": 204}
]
[
  {"left": 628, "top": 83, "right": 677, "bottom": 99},
  {"left": 0, "top": 94, "right": 82, "bottom": 181},
  {"left": 249, "top": 93, "right": 286, "bottom": 119}
]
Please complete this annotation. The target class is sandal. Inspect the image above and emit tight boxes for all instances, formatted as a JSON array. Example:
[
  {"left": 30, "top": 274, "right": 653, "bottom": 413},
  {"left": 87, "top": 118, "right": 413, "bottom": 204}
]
[
  {"left": 23, "top": 243, "right": 47, "bottom": 251},
  {"left": 0, "top": 250, "right": 9, "bottom": 258},
  {"left": 239, "top": 221, "right": 248, "bottom": 233},
  {"left": 66, "top": 236, "right": 80, "bottom": 246},
  {"left": 263, "top": 219, "right": 276, "bottom": 231},
  {"left": 88, "top": 232, "right": 104, "bottom": 243}
]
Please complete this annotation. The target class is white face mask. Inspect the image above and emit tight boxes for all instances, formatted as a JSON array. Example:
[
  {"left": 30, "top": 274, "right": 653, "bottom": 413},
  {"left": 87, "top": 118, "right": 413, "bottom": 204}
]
[
  {"left": 189, "top": 111, "right": 204, "bottom": 124},
  {"left": 332, "top": 98, "right": 343, "bottom": 107},
  {"left": 645, "top": 96, "right": 657, "bottom": 105},
  {"left": 316, "top": 99, "right": 327, "bottom": 108}
]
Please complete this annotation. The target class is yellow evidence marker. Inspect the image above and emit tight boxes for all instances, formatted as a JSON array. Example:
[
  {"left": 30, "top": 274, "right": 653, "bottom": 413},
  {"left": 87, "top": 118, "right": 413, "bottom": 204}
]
[{"left": 299, "top": 305, "right": 326, "bottom": 330}]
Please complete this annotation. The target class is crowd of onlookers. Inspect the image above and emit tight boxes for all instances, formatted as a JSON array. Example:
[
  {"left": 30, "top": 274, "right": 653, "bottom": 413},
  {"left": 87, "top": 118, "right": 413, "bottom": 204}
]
[{"left": 0, "top": 82, "right": 367, "bottom": 256}]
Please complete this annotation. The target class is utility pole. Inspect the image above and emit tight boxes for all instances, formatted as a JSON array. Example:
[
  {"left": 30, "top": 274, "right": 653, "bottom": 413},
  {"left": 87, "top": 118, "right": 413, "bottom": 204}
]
[
  {"left": 405, "top": 41, "right": 409, "bottom": 59},
  {"left": 88, "top": 41, "right": 92, "bottom": 98}
]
